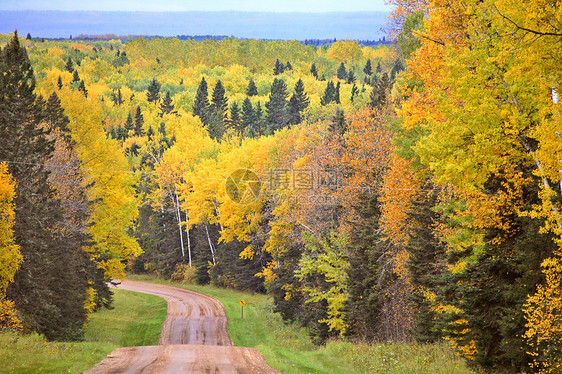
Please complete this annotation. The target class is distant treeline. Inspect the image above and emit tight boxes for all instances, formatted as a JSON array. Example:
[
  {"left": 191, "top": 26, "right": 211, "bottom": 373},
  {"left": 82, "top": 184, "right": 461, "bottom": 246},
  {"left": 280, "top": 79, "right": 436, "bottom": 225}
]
[{"left": 53, "top": 34, "right": 389, "bottom": 47}]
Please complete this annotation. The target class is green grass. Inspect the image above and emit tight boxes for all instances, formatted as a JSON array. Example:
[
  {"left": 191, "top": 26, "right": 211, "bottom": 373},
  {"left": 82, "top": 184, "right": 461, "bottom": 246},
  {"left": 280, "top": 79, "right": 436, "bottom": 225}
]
[
  {"left": 0, "top": 289, "right": 167, "bottom": 373},
  {"left": 128, "top": 274, "right": 478, "bottom": 374}
]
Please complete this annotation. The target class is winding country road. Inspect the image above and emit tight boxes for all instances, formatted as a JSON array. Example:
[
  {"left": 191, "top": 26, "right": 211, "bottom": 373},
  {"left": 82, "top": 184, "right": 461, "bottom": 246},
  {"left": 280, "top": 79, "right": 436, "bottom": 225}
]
[{"left": 85, "top": 280, "right": 279, "bottom": 374}]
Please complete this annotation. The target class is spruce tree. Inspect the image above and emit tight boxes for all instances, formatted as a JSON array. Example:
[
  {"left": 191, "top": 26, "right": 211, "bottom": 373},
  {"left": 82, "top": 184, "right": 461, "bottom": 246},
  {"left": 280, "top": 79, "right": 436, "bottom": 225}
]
[
  {"left": 134, "top": 106, "right": 144, "bottom": 136},
  {"left": 288, "top": 94, "right": 300, "bottom": 126},
  {"left": 65, "top": 56, "right": 73, "bottom": 73},
  {"left": 72, "top": 70, "right": 79, "bottom": 82},
  {"left": 146, "top": 78, "right": 161, "bottom": 104},
  {"left": 285, "top": 61, "right": 292, "bottom": 71},
  {"left": 124, "top": 112, "right": 134, "bottom": 134},
  {"left": 210, "top": 80, "right": 228, "bottom": 121},
  {"left": 78, "top": 80, "right": 87, "bottom": 97},
  {"left": 26, "top": 33, "right": 31, "bottom": 40},
  {"left": 293, "top": 78, "right": 310, "bottom": 113},
  {"left": 337, "top": 62, "right": 347, "bottom": 80},
  {"left": 369, "top": 72, "right": 390, "bottom": 109},
  {"left": 158, "top": 91, "right": 175, "bottom": 116},
  {"left": 228, "top": 101, "right": 241, "bottom": 133},
  {"left": 347, "top": 70, "right": 356, "bottom": 84},
  {"left": 57, "top": 75, "right": 62, "bottom": 90},
  {"left": 117, "top": 88, "right": 123, "bottom": 106},
  {"left": 335, "top": 82, "right": 341, "bottom": 104},
  {"left": 265, "top": 78, "right": 290, "bottom": 132},
  {"left": 350, "top": 83, "right": 359, "bottom": 103},
  {"left": 241, "top": 98, "right": 256, "bottom": 135},
  {"left": 321, "top": 81, "right": 336, "bottom": 105},
  {"left": 246, "top": 78, "right": 258, "bottom": 96},
  {"left": 1, "top": 32, "right": 91, "bottom": 340},
  {"left": 255, "top": 101, "right": 264, "bottom": 137},
  {"left": 273, "top": 58, "right": 284, "bottom": 75},
  {"left": 363, "top": 59, "right": 372, "bottom": 76},
  {"left": 310, "top": 63, "right": 318, "bottom": 79},
  {"left": 193, "top": 77, "right": 210, "bottom": 124}
]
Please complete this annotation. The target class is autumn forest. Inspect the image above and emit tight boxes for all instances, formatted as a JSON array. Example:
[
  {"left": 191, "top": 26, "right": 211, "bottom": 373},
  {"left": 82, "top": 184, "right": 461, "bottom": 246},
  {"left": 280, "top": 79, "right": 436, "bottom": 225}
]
[{"left": 0, "top": 0, "right": 561, "bottom": 373}]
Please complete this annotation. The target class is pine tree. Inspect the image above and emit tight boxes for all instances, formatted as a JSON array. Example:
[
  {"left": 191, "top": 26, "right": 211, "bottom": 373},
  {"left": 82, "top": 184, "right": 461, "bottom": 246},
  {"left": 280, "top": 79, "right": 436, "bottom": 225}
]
[
  {"left": 45, "top": 92, "right": 70, "bottom": 139},
  {"left": 321, "top": 81, "right": 336, "bottom": 106},
  {"left": 146, "top": 126, "right": 154, "bottom": 140},
  {"left": 350, "top": 83, "right": 359, "bottom": 103},
  {"left": 337, "top": 62, "right": 347, "bottom": 80},
  {"left": 347, "top": 70, "right": 356, "bottom": 84},
  {"left": 228, "top": 101, "right": 241, "bottom": 133},
  {"left": 376, "top": 61, "right": 382, "bottom": 73},
  {"left": 335, "top": 81, "right": 341, "bottom": 104},
  {"left": 78, "top": 80, "right": 87, "bottom": 97},
  {"left": 65, "top": 57, "right": 73, "bottom": 73},
  {"left": 328, "top": 107, "right": 346, "bottom": 136},
  {"left": 146, "top": 78, "right": 161, "bottom": 104},
  {"left": 1, "top": 32, "right": 92, "bottom": 340},
  {"left": 158, "top": 91, "right": 175, "bottom": 116},
  {"left": 57, "top": 75, "right": 62, "bottom": 90},
  {"left": 293, "top": 78, "right": 310, "bottom": 112},
  {"left": 193, "top": 77, "right": 210, "bottom": 124},
  {"left": 116, "top": 124, "right": 127, "bottom": 140},
  {"left": 288, "top": 94, "right": 300, "bottom": 126},
  {"left": 134, "top": 106, "right": 144, "bottom": 136},
  {"left": 310, "top": 63, "right": 318, "bottom": 79},
  {"left": 273, "top": 59, "right": 284, "bottom": 75},
  {"left": 117, "top": 88, "right": 123, "bottom": 106},
  {"left": 265, "top": 78, "right": 290, "bottom": 132},
  {"left": 124, "top": 112, "right": 134, "bottom": 134},
  {"left": 363, "top": 59, "right": 372, "bottom": 76},
  {"left": 26, "top": 33, "right": 31, "bottom": 40},
  {"left": 241, "top": 98, "right": 256, "bottom": 135},
  {"left": 72, "top": 70, "right": 79, "bottom": 82},
  {"left": 210, "top": 80, "right": 228, "bottom": 121},
  {"left": 285, "top": 61, "right": 293, "bottom": 71},
  {"left": 369, "top": 72, "right": 390, "bottom": 109},
  {"left": 246, "top": 78, "right": 258, "bottom": 96},
  {"left": 255, "top": 101, "right": 264, "bottom": 137}
]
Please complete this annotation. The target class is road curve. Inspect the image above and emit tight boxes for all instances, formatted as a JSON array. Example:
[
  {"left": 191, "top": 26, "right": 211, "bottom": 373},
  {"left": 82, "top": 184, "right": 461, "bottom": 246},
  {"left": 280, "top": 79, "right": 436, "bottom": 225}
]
[{"left": 85, "top": 280, "right": 279, "bottom": 374}]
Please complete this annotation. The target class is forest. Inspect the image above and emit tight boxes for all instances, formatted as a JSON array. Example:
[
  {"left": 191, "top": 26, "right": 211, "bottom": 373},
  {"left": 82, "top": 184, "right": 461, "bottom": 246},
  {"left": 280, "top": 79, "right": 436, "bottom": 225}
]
[{"left": 0, "top": 0, "right": 561, "bottom": 373}]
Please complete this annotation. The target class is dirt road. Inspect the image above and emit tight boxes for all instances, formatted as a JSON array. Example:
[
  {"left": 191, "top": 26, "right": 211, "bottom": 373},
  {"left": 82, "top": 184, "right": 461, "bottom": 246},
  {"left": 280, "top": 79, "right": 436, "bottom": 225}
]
[{"left": 85, "top": 280, "right": 279, "bottom": 374}]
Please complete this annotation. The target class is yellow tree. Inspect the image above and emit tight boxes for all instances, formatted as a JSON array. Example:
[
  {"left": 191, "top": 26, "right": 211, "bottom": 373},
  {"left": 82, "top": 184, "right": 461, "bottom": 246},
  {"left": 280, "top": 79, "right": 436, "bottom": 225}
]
[{"left": 0, "top": 163, "right": 22, "bottom": 330}]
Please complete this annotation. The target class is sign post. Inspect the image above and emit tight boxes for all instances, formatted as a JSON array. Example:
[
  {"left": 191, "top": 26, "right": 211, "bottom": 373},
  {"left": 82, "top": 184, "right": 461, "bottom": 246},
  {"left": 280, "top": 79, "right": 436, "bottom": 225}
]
[{"left": 239, "top": 299, "right": 246, "bottom": 319}]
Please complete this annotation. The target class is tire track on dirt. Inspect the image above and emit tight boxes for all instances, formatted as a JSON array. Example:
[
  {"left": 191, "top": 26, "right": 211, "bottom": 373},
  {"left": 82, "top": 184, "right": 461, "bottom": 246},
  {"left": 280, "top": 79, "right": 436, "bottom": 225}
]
[{"left": 85, "top": 280, "right": 279, "bottom": 373}]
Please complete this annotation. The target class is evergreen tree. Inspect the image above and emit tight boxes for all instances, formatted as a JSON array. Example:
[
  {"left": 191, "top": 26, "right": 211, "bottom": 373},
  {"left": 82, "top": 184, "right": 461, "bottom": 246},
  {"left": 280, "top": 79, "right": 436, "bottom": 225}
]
[
  {"left": 210, "top": 80, "right": 228, "bottom": 121},
  {"left": 241, "top": 98, "right": 256, "bottom": 135},
  {"left": 265, "top": 78, "right": 290, "bottom": 132},
  {"left": 246, "top": 78, "right": 258, "bottom": 97},
  {"left": 193, "top": 77, "right": 210, "bottom": 124},
  {"left": 57, "top": 75, "right": 62, "bottom": 90},
  {"left": 363, "top": 59, "right": 372, "bottom": 76},
  {"left": 117, "top": 88, "right": 123, "bottom": 106},
  {"left": 321, "top": 81, "right": 336, "bottom": 106},
  {"left": 254, "top": 101, "right": 264, "bottom": 137},
  {"left": 350, "top": 83, "right": 359, "bottom": 103},
  {"left": 228, "top": 101, "right": 241, "bottom": 133},
  {"left": 335, "top": 82, "right": 341, "bottom": 104},
  {"left": 1, "top": 32, "right": 93, "bottom": 340},
  {"left": 376, "top": 61, "right": 382, "bottom": 73},
  {"left": 134, "top": 106, "right": 144, "bottom": 136},
  {"left": 369, "top": 72, "right": 390, "bottom": 109},
  {"left": 288, "top": 94, "right": 300, "bottom": 126},
  {"left": 285, "top": 61, "right": 293, "bottom": 71},
  {"left": 158, "top": 91, "right": 175, "bottom": 116},
  {"left": 293, "top": 78, "right": 310, "bottom": 112},
  {"left": 273, "top": 58, "right": 284, "bottom": 75},
  {"left": 146, "top": 126, "right": 154, "bottom": 141},
  {"left": 347, "top": 70, "right": 356, "bottom": 84},
  {"left": 26, "top": 33, "right": 31, "bottom": 40},
  {"left": 146, "top": 78, "right": 161, "bottom": 104},
  {"left": 65, "top": 57, "right": 73, "bottom": 73},
  {"left": 310, "top": 63, "right": 318, "bottom": 79},
  {"left": 337, "top": 62, "right": 347, "bottom": 80},
  {"left": 78, "top": 80, "right": 87, "bottom": 97},
  {"left": 72, "top": 70, "right": 79, "bottom": 83},
  {"left": 116, "top": 124, "right": 127, "bottom": 140},
  {"left": 124, "top": 112, "right": 134, "bottom": 134},
  {"left": 45, "top": 92, "right": 70, "bottom": 139}
]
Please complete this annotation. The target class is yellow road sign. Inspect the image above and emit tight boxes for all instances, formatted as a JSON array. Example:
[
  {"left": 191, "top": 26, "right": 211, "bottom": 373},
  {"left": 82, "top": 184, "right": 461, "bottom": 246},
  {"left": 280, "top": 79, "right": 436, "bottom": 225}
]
[{"left": 239, "top": 300, "right": 246, "bottom": 306}]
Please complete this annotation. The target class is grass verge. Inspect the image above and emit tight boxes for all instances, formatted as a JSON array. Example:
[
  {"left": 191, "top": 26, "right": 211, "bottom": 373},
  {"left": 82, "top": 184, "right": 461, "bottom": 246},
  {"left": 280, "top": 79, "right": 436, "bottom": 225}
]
[
  {"left": 0, "top": 289, "right": 167, "bottom": 373},
  {"left": 127, "top": 274, "right": 478, "bottom": 374}
]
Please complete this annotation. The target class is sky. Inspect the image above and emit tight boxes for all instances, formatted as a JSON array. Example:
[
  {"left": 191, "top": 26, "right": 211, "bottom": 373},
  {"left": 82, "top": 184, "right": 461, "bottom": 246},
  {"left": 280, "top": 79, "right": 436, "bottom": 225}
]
[{"left": 0, "top": 0, "right": 392, "bottom": 12}]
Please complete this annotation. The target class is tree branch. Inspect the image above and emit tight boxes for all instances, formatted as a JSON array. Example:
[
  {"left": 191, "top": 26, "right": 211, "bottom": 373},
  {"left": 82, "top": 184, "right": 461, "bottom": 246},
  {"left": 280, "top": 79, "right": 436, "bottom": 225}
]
[{"left": 494, "top": 5, "right": 562, "bottom": 37}]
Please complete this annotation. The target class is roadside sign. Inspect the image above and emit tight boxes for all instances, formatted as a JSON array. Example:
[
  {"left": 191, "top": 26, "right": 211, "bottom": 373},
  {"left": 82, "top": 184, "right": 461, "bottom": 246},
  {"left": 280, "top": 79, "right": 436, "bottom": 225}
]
[
  {"left": 239, "top": 300, "right": 246, "bottom": 306},
  {"left": 240, "top": 300, "right": 245, "bottom": 319}
]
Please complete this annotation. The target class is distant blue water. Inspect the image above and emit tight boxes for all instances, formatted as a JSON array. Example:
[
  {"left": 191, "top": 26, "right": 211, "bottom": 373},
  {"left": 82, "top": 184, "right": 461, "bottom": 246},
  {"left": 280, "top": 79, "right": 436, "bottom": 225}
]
[{"left": 0, "top": 10, "right": 388, "bottom": 40}]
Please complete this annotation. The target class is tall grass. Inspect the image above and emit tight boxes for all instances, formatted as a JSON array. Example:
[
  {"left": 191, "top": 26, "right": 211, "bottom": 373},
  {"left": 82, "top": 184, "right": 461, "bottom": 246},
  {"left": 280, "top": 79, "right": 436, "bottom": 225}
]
[{"left": 0, "top": 289, "right": 167, "bottom": 373}]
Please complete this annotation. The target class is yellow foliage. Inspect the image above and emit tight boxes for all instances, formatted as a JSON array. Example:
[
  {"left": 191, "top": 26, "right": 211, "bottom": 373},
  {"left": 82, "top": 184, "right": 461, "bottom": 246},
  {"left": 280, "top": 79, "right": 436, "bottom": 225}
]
[
  {"left": 0, "top": 297, "right": 22, "bottom": 331},
  {"left": 325, "top": 40, "right": 363, "bottom": 64}
]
